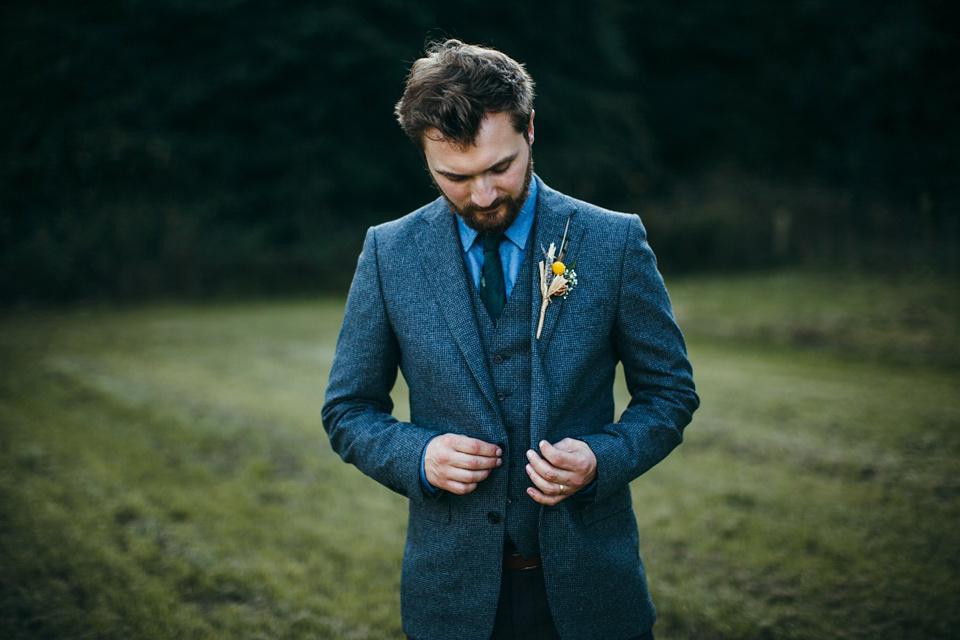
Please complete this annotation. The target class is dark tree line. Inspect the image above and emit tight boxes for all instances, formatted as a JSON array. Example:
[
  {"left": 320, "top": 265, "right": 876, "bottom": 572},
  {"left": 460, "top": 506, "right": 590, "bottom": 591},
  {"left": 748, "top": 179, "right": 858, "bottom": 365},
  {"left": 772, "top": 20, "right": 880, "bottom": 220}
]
[{"left": 2, "top": 0, "right": 957, "bottom": 304}]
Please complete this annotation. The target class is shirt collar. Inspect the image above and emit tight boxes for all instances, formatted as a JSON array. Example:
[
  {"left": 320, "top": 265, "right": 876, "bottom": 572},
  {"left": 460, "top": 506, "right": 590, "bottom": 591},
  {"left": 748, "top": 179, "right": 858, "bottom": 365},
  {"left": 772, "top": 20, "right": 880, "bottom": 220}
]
[{"left": 456, "top": 177, "right": 538, "bottom": 253}]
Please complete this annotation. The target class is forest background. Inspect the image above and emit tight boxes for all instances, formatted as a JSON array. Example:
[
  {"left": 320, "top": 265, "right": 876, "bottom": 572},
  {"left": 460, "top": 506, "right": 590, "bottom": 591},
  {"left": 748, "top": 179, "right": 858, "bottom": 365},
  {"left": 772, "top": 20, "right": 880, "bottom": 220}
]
[
  {"left": 3, "top": 3, "right": 960, "bottom": 638},
  {"left": 2, "top": 0, "right": 958, "bottom": 305}
]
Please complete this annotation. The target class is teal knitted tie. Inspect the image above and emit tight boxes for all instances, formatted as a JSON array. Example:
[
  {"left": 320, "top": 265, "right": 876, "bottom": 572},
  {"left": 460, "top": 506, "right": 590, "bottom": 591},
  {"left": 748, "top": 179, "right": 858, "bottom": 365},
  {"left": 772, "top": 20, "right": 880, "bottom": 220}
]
[{"left": 479, "top": 233, "right": 506, "bottom": 323}]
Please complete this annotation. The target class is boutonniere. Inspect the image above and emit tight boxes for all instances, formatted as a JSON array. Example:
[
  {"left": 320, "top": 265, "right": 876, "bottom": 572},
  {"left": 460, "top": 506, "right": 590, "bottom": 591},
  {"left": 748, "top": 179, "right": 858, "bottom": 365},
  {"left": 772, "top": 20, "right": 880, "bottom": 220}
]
[{"left": 537, "top": 215, "right": 578, "bottom": 339}]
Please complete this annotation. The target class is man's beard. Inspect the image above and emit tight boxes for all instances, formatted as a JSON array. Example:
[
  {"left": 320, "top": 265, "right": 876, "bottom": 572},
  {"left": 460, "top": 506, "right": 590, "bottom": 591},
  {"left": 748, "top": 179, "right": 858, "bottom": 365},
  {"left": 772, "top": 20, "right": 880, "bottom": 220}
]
[{"left": 442, "top": 153, "right": 534, "bottom": 235}]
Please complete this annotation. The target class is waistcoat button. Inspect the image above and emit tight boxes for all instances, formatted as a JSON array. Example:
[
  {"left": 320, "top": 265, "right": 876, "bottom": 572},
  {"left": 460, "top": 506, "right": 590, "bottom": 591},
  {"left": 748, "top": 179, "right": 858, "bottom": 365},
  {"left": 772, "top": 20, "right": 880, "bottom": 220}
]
[{"left": 487, "top": 511, "right": 501, "bottom": 524}]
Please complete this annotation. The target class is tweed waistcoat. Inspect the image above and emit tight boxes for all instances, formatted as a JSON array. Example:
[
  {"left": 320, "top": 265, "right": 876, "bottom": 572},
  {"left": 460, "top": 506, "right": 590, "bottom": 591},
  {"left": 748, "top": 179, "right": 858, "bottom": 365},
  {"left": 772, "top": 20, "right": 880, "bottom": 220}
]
[{"left": 467, "top": 248, "right": 538, "bottom": 558}]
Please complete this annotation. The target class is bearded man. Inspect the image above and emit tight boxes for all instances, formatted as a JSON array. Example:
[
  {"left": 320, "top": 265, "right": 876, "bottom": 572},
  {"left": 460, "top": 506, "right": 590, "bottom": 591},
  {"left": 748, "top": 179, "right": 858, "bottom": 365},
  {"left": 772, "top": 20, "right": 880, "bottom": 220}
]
[{"left": 323, "top": 39, "right": 698, "bottom": 640}]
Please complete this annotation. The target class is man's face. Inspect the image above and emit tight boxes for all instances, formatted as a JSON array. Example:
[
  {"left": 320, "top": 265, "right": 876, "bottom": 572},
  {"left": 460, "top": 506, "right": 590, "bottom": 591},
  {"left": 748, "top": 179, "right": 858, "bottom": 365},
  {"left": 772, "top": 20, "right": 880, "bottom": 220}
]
[{"left": 422, "top": 111, "right": 535, "bottom": 235}]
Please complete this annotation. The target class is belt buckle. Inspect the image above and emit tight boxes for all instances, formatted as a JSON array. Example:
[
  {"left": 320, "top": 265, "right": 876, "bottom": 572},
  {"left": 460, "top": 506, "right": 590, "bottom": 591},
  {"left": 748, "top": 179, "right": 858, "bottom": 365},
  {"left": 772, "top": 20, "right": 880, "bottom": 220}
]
[{"left": 503, "top": 550, "right": 542, "bottom": 571}]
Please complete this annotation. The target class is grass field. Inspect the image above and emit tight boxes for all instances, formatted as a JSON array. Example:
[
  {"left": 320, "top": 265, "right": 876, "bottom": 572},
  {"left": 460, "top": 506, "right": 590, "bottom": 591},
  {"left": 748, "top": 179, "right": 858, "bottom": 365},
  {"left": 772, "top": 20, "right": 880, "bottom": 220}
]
[{"left": 1, "top": 271, "right": 958, "bottom": 639}]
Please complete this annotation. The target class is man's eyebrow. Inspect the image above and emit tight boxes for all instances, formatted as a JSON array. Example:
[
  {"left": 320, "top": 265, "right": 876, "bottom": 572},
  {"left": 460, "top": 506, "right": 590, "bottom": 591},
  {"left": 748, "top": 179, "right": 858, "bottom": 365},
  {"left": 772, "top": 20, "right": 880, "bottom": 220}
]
[{"left": 435, "top": 152, "right": 518, "bottom": 180}]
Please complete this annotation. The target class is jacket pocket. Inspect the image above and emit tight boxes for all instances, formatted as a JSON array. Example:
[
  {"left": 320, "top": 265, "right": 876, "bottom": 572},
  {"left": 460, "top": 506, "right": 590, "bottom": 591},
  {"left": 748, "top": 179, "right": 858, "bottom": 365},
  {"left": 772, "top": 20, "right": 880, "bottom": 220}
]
[{"left": 579, "top": 487, "right": 632, "bottom": 525}]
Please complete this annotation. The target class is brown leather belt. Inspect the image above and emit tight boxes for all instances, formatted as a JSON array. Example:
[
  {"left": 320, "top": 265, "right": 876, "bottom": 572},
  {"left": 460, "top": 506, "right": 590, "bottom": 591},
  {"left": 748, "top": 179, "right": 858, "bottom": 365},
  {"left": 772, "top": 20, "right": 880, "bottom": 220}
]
[{"left": 503, "top": 551, "right": 542, "bottom": 571}]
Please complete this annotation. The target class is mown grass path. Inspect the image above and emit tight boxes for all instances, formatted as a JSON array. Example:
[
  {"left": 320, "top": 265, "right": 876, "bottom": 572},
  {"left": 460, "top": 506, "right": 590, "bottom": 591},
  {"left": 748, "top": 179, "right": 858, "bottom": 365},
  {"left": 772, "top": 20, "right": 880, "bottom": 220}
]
[{"left": 1, "top": 272, "right": 958, "bottom": 639}]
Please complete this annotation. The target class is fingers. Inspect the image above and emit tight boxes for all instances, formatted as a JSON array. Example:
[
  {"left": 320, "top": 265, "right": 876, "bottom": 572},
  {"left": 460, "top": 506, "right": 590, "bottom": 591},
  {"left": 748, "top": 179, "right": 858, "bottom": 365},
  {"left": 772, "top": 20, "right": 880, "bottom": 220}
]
[
  {"left": 525, "top": 450, "right": 566, "bottom": 486},
  {"left": 425, "top": 434, "right": 503, "bottom": 495},
  {"left": 540, "top": 438, "right": 596, "bottom": 473},
  {"left": 524, "top": 439, "right": 598, "bottom": 505},
  {"left": 526, "top": 486, "right": 566, "bottom": 506},
  {"left": 525, "top": 469, "right": 567, "bottom": 506},
  {"left": 540, "top": 439, "right": 596, "bottom": 479},
  {"left": 524, "top": 451, "right": 574, "bottom": 505},
  {"left": 525, "top": 453, "right": 568, "bottom": 506},
  {"left": 449, "top": 434, "right": 502, "bottom": 459},
  {"left": 442, "top": 435, "right": 503, "bottom": 473}
]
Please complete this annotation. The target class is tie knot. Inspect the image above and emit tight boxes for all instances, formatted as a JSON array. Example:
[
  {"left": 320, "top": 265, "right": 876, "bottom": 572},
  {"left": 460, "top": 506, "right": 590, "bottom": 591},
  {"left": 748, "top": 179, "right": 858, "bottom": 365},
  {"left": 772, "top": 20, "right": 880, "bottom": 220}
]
[{"left": 482, "top": 233, "right": 504, "bottom": 252}]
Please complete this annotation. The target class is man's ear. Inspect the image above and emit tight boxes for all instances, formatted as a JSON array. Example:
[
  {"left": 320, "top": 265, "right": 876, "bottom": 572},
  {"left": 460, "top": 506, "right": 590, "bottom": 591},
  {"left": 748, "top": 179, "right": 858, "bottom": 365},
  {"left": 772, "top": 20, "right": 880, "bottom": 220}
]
[{"left": 527, "top": 110, "right": 536, "bottom": 145}]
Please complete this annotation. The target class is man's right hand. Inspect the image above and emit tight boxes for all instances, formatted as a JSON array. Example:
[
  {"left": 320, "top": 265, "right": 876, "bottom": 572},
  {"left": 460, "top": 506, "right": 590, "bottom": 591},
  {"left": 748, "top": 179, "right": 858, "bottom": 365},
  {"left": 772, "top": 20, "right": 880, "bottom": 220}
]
[{"left": 424, "top": 434, "right": 502, "bottom": 495}]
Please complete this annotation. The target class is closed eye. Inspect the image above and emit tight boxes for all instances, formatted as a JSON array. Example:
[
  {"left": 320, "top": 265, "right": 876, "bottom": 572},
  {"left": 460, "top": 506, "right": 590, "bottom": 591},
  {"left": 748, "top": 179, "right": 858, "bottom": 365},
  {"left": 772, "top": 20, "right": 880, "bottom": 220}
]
[{"left": 433, "top": 152, "right": 518, "bottom": 183}]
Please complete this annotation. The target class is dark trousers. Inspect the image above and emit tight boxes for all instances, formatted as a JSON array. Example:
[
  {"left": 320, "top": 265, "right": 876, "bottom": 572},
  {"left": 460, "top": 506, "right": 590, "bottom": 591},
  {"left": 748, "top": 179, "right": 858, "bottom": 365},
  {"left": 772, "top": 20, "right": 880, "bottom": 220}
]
[
  {"left": 490, "top": 564, "right": 560, "bottom": 640},
  {"left": 489, "top": 564, "right": 654, "bottom": 640},
  {"left": 407, "top": 564, "right": 654, "bottom": 640}
]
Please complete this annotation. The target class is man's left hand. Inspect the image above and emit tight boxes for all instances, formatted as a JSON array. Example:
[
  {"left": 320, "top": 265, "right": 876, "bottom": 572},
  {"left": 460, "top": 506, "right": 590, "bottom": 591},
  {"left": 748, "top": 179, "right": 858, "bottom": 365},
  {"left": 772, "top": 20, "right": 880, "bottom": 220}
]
[{"left": 525, "top": 439, "right": 597, "bottom": 505}]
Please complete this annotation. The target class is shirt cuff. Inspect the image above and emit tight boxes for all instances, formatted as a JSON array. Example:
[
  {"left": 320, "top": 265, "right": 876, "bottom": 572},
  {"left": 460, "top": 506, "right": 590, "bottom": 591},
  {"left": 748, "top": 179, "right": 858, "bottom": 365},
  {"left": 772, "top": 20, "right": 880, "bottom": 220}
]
[{"left": 420, "top": 436, "right": 442, "bottom": 497}]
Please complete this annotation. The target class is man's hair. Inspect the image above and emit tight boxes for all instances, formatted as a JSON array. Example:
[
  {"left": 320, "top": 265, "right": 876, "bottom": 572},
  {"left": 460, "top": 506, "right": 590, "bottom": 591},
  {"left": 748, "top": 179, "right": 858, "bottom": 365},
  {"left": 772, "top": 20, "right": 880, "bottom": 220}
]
[{"left": 395, "top": 39, "right": 535, "bottom": 149}]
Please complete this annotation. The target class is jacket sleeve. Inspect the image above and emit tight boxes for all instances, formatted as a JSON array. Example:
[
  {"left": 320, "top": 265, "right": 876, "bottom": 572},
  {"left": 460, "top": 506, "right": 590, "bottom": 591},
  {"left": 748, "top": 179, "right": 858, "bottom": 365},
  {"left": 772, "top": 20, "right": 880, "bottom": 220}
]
[
  {"left": 578, "top": 215, "right": 699, "bottom": 501},
  {"left": 322, "top": 227, "right": 439, "bottom": 499}
]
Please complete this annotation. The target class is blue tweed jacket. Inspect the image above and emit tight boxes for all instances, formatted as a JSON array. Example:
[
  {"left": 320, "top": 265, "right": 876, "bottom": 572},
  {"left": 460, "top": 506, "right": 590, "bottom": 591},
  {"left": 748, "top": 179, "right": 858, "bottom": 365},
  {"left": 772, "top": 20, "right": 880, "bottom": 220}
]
[{"left": 322, "top": 177, "right": 699, "bottom": 640}]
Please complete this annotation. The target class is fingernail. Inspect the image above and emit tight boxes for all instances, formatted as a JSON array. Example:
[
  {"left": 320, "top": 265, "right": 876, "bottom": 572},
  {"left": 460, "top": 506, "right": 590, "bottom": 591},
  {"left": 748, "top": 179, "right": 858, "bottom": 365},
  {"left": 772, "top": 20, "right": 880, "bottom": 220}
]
[{"left": 540, "top": 440, "right": 548, "bottom": 448}]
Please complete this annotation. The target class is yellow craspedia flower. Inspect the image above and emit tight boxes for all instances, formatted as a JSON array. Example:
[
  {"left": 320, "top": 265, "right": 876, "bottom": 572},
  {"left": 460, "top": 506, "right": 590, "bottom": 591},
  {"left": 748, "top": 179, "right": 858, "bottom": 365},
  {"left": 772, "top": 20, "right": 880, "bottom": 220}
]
[{"left": 551, "top": 261, "right": 566, "bottom": 275}]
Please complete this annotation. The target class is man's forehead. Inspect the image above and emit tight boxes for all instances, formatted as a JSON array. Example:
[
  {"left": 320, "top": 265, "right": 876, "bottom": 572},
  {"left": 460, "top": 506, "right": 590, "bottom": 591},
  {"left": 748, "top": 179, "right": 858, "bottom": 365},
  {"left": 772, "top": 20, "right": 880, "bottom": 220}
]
[
  {"left": 422, "top": 113, "right": 524, "bottom": 175},
  {"left": 423, "top": 142, "right": 519, "bottom": 177}
]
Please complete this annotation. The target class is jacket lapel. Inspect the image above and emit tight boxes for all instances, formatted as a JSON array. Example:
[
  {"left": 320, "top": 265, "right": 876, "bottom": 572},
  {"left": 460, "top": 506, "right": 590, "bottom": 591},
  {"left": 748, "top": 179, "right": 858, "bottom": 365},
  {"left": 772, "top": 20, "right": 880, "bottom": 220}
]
[
  {"left": 529, "top": 182, "right": 585, "bottom": 445},
  {"left": 415, "top": 201, "right": 504, "bottom": 422}
]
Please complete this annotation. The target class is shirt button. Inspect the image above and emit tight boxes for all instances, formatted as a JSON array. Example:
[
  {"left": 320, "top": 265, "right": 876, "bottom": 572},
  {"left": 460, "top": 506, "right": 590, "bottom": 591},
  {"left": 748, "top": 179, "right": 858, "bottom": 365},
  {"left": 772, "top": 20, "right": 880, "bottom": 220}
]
[
  {"left": 487, "top": 511, "right": 501, "bottom": 524},
  {"left": 493, "top": 354, "right": 504, "bottom": 364}
]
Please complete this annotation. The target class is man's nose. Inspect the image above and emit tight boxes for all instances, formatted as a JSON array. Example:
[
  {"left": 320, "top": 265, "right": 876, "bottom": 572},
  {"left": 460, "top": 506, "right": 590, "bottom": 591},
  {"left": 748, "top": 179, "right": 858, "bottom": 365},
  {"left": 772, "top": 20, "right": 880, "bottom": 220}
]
[{"left": 470, "top": 176, "right": 497, "bottom": 208}]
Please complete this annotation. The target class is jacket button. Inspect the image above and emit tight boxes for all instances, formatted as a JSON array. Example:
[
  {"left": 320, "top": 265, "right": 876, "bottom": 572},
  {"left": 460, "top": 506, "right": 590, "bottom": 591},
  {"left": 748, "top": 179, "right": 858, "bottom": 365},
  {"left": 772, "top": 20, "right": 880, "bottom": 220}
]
[
  {"left": 487, "top": 511, "right": 501, "bottom": 524},
  {"left": 497, "top": 392, "right": 506, "bottom": 401},
  {"left": 493, "top": 354, "right": 504, "bottom": 364}
]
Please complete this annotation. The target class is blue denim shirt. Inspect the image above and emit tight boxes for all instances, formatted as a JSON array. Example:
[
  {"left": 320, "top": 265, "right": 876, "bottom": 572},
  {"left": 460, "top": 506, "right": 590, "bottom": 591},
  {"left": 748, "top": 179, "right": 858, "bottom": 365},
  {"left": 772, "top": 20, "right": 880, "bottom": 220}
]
[{"left": 456, "top": 178, "right": 537, "bottom": 297}]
